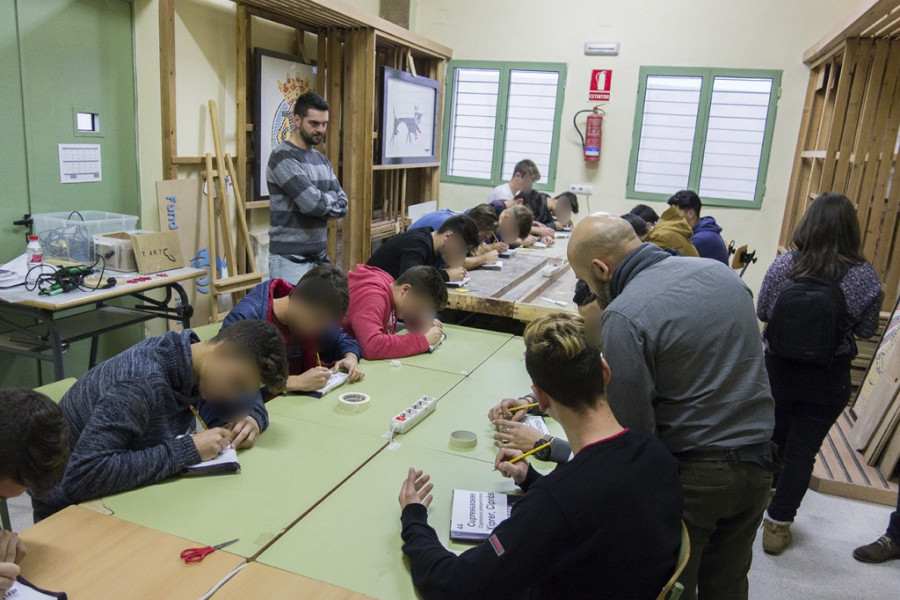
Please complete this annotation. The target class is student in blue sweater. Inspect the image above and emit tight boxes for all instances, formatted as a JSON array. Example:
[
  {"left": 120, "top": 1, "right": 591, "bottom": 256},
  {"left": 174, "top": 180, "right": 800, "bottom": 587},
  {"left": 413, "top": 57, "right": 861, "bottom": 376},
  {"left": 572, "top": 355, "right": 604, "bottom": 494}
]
[
  {"left": 223, "top": 265, "right": 363, "bottom": 393},
  {"left": 32, "top": 321, "right": 288, "bottom": 520},
  {"left": 667, "top": 190, "right": 729, "bottom": 264}
]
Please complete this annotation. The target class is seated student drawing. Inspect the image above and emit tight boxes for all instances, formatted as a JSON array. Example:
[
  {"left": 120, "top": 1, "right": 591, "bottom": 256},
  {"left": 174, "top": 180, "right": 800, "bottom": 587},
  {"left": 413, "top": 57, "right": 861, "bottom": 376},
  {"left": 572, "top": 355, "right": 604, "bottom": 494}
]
[
  {"left": 519, "top": 190, "right": 557, "bottom": 245},
  {"left": 0, "top": 389, "right": 69, "bottom": 593},
  {"left": 222, "top": 264, "right": 363, "bottom": 394},
  {"left": 487, "top": 279, "right": 601, "bottom": 463},
  {"left": 399, "top": 313, "right": 683, "bottom": 600},
  {"left": 31, "top": 321, "right": 288, "bottom": 521},
  {"left": 531, "top": 191, "right": 579, "bottom": 232},
  {"left": 343, "top": 265, "right": 448, "bottom": 360},
  {"left": 367, "top": 214, "right": 480, "bottom": 283},
  {"left": 410, "top": 204, "right": 504, "bottom": 270}
]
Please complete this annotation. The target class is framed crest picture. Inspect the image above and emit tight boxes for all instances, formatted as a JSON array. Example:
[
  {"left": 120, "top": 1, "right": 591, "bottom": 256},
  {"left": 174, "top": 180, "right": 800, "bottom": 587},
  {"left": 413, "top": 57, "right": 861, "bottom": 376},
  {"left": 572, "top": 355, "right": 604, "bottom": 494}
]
[
  {"left": 380, "top": 66, "right": 439, "bottom": 165},
  {"left": 254, "top": 49, "right": 317, "bottom": 200}
]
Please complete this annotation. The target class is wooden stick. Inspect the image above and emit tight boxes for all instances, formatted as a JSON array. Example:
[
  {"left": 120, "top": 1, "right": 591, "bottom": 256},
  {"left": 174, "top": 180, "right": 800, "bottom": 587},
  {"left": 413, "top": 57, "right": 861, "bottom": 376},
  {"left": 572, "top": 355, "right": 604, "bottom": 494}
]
[{"left": 225, "top": 153, "right": 257, "bottom": 273}]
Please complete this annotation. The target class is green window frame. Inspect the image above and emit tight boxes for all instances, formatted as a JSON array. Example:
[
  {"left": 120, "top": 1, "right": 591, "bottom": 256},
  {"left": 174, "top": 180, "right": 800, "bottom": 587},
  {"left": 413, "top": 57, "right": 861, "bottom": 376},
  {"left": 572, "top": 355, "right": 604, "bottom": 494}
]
[
  {"left": 441, "top": 60, "right": 567, "bottom": 192},
  {"left": 627, "top": 66, "right": 782, "bottom": 209}
]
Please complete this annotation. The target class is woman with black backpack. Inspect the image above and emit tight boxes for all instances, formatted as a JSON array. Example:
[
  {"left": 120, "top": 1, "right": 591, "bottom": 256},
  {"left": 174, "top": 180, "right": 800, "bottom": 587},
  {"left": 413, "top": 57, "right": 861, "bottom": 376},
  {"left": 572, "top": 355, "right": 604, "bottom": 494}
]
[{"left": 757, "top": 192, "right": 883, "bottom": 556}]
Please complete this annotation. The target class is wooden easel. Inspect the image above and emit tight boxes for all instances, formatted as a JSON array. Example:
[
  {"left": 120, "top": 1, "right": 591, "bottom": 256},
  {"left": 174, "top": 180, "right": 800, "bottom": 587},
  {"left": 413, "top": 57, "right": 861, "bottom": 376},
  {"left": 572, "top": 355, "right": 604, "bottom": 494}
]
[{"left": 203, "top": 99, "right": 263, "bottom": 323}]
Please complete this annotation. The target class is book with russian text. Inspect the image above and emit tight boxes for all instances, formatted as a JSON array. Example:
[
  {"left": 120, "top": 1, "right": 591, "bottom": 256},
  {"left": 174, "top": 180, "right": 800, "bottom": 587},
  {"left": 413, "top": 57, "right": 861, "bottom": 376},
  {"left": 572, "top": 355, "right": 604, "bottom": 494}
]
[{"left": 449, "top": 489, "right": 519, "bottom": 542}]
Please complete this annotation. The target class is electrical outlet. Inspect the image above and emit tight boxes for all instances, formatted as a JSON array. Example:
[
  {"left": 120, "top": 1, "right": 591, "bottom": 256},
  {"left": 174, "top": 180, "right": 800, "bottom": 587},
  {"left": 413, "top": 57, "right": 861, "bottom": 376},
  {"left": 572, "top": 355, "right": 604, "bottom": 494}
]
[
  {"left": 390, "top": 396, "right": 438, "bottom": 434},
  {"left": 569, "top": 184, "right": 594, "bottom": 195}
]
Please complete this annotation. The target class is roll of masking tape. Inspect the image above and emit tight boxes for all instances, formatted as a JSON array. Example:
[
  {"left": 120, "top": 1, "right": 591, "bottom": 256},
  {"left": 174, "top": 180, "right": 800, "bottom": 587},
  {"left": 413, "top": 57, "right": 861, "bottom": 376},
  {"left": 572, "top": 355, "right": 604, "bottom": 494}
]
[
  {"left": 338, "top": 392, "right": 371, "bottom": 413},
  {"left": 449, "top": 430, "right": 478, "bottom": 449}
]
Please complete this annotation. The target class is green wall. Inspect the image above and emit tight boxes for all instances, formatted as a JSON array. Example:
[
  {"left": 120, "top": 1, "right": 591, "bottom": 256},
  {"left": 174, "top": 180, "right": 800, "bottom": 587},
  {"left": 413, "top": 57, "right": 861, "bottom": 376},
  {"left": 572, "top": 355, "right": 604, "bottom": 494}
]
[{"left": 0, "top": 0, "right": 142, "bottom": 388}]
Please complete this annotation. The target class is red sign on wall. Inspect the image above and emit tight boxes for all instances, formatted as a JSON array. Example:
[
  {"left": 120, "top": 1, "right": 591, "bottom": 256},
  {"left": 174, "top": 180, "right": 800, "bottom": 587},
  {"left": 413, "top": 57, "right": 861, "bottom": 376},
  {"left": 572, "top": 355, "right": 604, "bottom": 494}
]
[{"left": 589, "top": 69, "right": 612, "bottom": 102}]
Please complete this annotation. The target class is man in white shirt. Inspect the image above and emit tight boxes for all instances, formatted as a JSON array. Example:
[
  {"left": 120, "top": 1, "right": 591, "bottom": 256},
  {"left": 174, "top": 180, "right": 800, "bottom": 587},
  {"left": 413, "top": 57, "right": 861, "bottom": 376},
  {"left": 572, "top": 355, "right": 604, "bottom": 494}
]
[{"left": 487, "top": 159, "right": 540, "bottom": 203}]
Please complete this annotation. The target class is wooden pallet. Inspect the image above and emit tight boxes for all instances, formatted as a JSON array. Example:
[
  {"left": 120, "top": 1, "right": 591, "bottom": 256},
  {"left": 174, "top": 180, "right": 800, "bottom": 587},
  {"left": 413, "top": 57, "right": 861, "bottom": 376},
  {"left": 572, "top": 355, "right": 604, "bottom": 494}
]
[{"left": 810, "top": 408, "right": 898, "bottom": 506}]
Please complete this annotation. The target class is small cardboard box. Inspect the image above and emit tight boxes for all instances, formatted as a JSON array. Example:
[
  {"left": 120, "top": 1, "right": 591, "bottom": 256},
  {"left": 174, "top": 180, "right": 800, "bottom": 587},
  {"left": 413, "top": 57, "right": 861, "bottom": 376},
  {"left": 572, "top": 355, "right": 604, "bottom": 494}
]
[{"left": 131, "top": 231, "right": 184, "bottom": 274}]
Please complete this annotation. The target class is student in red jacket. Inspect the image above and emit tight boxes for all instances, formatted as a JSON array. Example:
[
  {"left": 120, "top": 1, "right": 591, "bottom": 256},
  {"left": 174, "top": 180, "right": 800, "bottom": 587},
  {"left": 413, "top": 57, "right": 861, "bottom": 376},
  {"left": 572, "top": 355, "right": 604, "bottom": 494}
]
[{"left": 343, "top": 265, "right": 448, "bottom": 360}]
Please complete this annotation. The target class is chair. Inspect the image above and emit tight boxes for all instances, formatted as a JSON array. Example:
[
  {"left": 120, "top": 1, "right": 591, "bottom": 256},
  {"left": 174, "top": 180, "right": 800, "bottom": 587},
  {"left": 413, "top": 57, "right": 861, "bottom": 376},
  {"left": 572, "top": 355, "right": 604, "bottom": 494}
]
[{"left": 656, "top": 521, "right": 691, "bottom": 600}]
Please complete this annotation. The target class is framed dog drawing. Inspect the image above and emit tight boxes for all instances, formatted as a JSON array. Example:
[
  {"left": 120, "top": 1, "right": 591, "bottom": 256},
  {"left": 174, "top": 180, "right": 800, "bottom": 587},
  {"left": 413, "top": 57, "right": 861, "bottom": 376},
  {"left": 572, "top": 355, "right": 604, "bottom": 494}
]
[{"left": 380, "top": 67, "right": 439, "bottom": 165}]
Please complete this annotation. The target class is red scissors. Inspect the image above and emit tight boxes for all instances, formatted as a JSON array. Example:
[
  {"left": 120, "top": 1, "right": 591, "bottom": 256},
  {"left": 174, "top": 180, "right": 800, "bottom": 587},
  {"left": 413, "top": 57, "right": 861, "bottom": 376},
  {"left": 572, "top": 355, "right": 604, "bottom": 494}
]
[{"left": 180, "top": 538, "right": 239, "bottom": 563}]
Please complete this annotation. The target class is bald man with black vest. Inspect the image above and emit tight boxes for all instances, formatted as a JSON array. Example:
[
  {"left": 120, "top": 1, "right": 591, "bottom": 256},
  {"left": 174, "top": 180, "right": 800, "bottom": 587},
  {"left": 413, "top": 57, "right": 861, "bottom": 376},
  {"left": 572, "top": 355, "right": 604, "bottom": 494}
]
[{"left": 568, "top": 214, "right": 776, "bottom": 600}]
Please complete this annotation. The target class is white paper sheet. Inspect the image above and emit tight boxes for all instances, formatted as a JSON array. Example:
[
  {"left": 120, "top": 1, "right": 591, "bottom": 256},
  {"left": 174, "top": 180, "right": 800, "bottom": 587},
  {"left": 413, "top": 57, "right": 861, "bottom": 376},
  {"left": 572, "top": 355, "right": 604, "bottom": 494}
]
[
  {"left": 523, "top": 415, "right": 550, "bottom": 436},
  {"left": 316, "top": 371, "right": 349, "bottom": 396},
  {"left": 3, "top": 581, "right": 60, "bottom": 600}
]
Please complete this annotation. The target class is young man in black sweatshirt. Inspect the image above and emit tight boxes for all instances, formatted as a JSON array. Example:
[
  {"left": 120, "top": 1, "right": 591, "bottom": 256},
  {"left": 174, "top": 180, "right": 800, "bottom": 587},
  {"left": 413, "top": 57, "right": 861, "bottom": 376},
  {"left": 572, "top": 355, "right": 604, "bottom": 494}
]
[
  {"left": 367, "top": 214, "right": 480, "bottom": 283},
  {"left": 32, "top": 320, "right": 288, "bottom": 520},
  {"left": 398, "top": 312, "right": 684, "bottom": 600}
]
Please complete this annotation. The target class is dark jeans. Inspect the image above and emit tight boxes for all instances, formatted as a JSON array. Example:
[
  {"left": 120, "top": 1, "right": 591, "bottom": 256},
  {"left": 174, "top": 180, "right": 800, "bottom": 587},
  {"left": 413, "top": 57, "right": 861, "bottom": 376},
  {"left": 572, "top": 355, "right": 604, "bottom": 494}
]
[
  {"left": 677, "top": 460, "right": 772, "bottom": 600},
  {"left": 765, "top": 352, "right": 851, "bottom": 522},
  {"left": 888, "top": 490, "right": 900, "bottom": 543}
]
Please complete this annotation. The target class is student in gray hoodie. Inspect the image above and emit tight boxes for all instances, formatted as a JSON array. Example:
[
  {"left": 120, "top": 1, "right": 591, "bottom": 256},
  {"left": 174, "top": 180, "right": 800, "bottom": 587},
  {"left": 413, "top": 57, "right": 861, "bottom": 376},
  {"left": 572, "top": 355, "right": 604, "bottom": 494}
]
[
  {"left": 568, "top": 214, "right": 775, "bottom": 600},
  {"left": 32, "top": 321, "right": 288, "bottom": 520}
]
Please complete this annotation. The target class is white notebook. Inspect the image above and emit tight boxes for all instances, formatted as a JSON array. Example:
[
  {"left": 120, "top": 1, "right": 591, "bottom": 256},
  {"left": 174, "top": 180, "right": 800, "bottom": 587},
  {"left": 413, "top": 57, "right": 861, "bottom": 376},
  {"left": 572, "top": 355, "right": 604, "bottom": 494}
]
[
  {"left": 480, "top": 261, "right": 503, "bottom": 271},
  {"left": 183, "top": 446, "right": 240, "bottom": 476},
  {"left": 523, "top": 415, "right": 550, "bottom": 436},
  {"left": 316, "top": 371, "right": 349, "bottom": 396},
  {"left": 446, "top": 276, "right": 470, "bottom": 288},
  {"left": 450, "top": 490, "right": 518, "bottom": 542}
]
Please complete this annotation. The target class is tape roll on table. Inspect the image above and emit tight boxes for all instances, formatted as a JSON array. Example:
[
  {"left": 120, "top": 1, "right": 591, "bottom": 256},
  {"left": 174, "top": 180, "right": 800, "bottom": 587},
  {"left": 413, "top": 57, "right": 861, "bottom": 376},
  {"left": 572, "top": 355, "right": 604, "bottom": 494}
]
[
  {"left": 449, "top": 430, "right": 478, "bottom": 449},
  {"left": 338, "top": 392, "right": 371, "bottom": 413}
]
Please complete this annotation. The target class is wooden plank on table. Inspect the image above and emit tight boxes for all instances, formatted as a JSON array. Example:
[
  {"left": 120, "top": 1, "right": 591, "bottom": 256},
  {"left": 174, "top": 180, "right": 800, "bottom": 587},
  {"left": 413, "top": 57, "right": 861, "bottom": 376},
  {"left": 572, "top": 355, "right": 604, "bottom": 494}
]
[
  {"left": 490, "top": 258, "right": 551, "bottom": 299},
  {"left": 819, "top": 40, "right": 859, "bottom": 191},
  {"left": 212, "top": 562, "right": 376, "bottom": 600},
  {"left": 834, "top": 39, "right": 874, "bottom": 191},
  {"left": 847, "top": 39, "right": 890, "bottom": 206}
]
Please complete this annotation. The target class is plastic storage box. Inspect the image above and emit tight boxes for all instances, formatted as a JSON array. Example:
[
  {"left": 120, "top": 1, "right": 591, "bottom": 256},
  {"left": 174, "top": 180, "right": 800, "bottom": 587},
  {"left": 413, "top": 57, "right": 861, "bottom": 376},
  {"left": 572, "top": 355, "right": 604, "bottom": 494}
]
[
  {"left": 92, "top": 231, "right": 150, "bottom": 272},
  {"left": 32, "top": 211, "right": 139, "bottom": 265}
]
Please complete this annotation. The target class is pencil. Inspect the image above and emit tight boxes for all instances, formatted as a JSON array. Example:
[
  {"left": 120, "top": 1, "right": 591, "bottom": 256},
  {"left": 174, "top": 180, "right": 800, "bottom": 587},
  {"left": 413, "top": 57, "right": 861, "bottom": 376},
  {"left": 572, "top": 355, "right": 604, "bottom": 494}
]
[
  {"left": 190, "top": 405, "right": 209, "bottom": 431},
  {"left": 492, "top": 232, "right": 501, "bottom": 244},
  {"left": 316, "top": 352, "right": 322, "bottom": 367},
  {"left": 509, "top": 441, "right": 551, "bottom": 464},
  {"left": 508, "top": 402, "right": 539, "bottom": 413}
]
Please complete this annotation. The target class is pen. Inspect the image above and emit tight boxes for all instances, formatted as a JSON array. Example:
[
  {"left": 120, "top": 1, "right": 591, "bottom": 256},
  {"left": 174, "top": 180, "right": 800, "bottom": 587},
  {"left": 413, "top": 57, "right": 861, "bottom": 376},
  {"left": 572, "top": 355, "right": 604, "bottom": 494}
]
[
  {"left": 190, "top": 405, "right": 209, "bottom": 431},
  {"left": 509, "top": 441, "right": 551, "bottom": 464},
  {"left": 508, "top": 402, "right": 539, "bottom": 413}
]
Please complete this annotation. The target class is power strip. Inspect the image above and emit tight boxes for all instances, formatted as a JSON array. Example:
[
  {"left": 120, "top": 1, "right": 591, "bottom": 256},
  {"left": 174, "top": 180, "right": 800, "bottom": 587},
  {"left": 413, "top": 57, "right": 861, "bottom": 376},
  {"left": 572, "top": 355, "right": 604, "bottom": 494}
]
[{"left": 391, "top": 396, "right": 437, "bottom": 434}]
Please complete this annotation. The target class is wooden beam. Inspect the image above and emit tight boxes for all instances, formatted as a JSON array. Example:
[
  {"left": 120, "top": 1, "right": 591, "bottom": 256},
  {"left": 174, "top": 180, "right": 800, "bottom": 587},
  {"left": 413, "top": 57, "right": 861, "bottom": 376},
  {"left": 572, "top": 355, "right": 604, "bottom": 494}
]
[
  {"left": 324, "top": 28, "right": 343, "bottom": 264},
  {"left": 235, "top": 3, "right": 251, "bottom": 274},
  {"left": 834, "top": 39, "right": 875, "bottom": 191},
  {"left": 341, "top": 28, "right": 376, "bottom": 266},
  {"left": 232, "top": 0, "right": 452, "bottom": 58},
  {"left": 781, "top": 69, "right": 819, "bottom": 244},
  {"left": 804, "top": 0, "right": 900, "bottom": 65},
  {"left": 820, "top": 40, "right": 859, "bottom": 191},
  {"left": 159, "top": 0, "right": 177, "bottom": 179}
]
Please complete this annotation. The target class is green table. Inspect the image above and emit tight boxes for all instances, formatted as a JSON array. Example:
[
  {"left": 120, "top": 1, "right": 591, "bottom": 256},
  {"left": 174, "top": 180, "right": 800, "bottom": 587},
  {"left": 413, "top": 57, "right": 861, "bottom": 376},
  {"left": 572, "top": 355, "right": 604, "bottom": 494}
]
[
  {"left": 34, "top": 377, "right": 77, "bottom": 403},
  {"left": 258, "top": 443, "right": 523, "bottom": 600},
  {"left": 267, "top": 360, "right": 464, "bottom": 437},
  {"left": 399, "top": 337, "right": 566, "bottom": 464},
  {"left": 99, "top": 415, "right": 386, "bottom": 558},
  {"left": 398, "top": 324, "right": 512, "bottom": 374}
]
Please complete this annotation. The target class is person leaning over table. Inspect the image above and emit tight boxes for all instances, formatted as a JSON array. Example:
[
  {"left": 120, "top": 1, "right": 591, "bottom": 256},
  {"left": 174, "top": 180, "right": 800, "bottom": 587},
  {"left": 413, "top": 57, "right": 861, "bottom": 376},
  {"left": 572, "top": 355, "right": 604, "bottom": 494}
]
[
  {"left": 0, "top": 389, "right": 69, "bottom": 593},
  {"left": 31, "top": 321, "right": 288, "bottom": 521},
  {"left": 567, "top": 214, "right": 776, "bottom": 600},
  {"left": 399, "top": 312, "right": 683, "bottom": 600},
  {"left": 488, "top": 279, "right": 602, "bottom": 463}
]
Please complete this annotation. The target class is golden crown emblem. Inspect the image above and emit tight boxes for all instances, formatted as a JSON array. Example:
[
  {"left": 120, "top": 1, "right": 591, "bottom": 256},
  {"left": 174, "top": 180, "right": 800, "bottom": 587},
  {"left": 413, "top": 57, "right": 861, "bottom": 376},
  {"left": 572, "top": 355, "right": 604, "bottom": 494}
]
[{"left": 278, "top": 71, "right": 312, "bottom": 106}]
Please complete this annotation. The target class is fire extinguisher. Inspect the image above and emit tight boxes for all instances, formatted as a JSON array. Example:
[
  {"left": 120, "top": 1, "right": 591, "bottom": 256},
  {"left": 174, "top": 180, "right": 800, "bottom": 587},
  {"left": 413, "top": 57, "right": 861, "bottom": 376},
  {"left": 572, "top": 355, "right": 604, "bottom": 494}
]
[{"left": 573, "top": 106, "right": 605, "bottom": 162}]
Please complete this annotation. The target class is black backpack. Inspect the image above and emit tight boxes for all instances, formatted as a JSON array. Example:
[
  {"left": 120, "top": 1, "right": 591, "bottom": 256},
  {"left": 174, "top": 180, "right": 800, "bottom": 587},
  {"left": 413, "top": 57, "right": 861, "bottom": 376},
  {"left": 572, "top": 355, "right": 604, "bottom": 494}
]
[{"left": 766, "top": 276, "right": 849, "bottom": 365}]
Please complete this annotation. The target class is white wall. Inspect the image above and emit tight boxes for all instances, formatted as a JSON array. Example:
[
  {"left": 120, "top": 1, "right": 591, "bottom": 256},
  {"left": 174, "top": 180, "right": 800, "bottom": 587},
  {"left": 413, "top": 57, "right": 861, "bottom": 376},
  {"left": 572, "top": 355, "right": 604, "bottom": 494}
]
[{"left": 414, "top": 0, "right": 857, "bottom": 295}]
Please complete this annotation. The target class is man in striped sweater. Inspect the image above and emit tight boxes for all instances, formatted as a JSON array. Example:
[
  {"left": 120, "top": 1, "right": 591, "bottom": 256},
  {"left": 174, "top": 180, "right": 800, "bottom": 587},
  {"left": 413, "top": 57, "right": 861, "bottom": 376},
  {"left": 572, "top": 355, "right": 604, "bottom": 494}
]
[
  {"left": 31, "top": 321, "right": 288, "bottom": 520},
  {"left": 267, "top": 92, "right": 348, "bottom": 282}
]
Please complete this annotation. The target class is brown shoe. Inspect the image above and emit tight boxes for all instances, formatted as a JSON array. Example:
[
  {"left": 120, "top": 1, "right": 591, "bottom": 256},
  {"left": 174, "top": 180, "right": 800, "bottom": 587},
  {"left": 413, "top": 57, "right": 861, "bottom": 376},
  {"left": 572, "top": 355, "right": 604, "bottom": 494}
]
[
  {"left": 853, "top": 536, "right": 900, "bottom": 564},
  {"left": 763, "top": 518, "right": 792, "bottom": 555}
]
